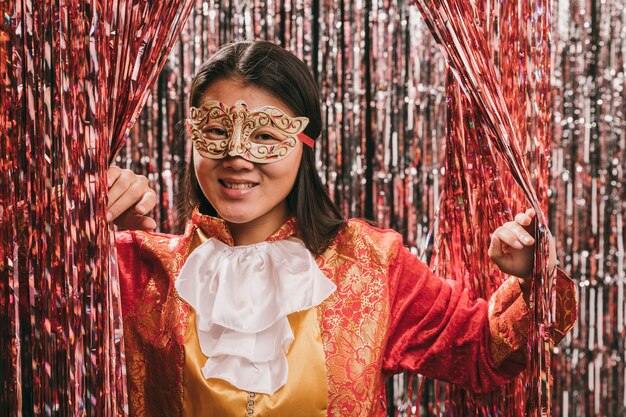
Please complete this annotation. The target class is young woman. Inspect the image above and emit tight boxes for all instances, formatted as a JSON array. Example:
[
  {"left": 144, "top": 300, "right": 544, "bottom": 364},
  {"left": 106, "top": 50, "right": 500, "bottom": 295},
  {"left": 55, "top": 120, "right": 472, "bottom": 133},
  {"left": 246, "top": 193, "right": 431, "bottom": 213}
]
[{"left": 112, "top": 41, "right": 576, "bottom": 417}]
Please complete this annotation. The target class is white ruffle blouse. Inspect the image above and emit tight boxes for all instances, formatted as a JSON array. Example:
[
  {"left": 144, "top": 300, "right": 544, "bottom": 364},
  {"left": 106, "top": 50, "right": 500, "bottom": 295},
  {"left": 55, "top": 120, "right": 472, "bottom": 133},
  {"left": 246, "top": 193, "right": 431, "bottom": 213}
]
[{"left": 174, "top": 236, "right": 336, "bottom": 395}]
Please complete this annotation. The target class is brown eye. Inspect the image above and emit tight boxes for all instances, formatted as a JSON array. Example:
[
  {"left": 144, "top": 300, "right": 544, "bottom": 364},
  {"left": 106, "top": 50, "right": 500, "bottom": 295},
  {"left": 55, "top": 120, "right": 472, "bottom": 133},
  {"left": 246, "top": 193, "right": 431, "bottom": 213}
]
[
  {"left": 203, "top": 127, "right": 228, "bottom": 139},
  {"left": 252, "top": 131, "right": 282, "bottom": 145}
]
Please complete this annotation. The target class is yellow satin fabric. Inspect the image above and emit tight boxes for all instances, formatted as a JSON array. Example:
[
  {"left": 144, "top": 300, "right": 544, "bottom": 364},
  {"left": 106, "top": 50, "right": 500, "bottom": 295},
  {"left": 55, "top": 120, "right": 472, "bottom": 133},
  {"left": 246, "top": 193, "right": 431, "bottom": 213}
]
[
  {"left": 181, "top": 229, "right": 328, "bottom": 416},
  {"left": 182, "top": 308, "right": 328, "bottom": 416}
]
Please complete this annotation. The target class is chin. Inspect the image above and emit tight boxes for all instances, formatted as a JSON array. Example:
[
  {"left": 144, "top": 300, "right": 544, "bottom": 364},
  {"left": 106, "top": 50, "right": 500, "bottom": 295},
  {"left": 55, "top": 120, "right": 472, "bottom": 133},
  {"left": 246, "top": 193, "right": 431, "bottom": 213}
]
[{"left": 215, "top": 209, "right": 260, "bottom": 225}]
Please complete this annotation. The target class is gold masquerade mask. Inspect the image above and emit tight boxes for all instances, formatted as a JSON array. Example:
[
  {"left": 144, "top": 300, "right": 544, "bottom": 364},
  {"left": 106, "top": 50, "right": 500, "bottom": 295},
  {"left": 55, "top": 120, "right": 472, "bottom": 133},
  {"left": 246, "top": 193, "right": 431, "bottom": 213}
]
[{"left": 187, "top": 100, "right": 314, "bottom": 164}]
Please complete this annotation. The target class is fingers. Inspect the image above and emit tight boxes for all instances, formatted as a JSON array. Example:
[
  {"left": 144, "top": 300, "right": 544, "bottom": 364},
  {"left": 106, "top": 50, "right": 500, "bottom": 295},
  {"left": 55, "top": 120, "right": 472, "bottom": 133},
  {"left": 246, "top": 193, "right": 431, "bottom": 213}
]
[
  {"left": 488, "top": 233, "right": 504, "bottom": 258},
  {"left": 137, "top": 216, "right": 158, "bottom": 230},
  {"left": 107, "top": 168, "right": 137, "bottom": 210},
  {"left": 490, "top": 208, "right": 543, "bottom": 280},
  {"left": 134, "top": 187, "right": 157, "bottom": 215},
  {"left": 107, "top": 176, "right": 151, "bottom": 221},
  {"left": 514, "top": 208, "right": 537, "bottom": 227},
  {"left": 507, "top": 221, "right": 535, "bottom": 246},
  {"left": 113, "top": 212, "right": 157, "bottom": 231},
  {"left": 493, "top": 226, "right": 525, "bottom": 249},
  {"left": 106, "top": 166, "right": 160, "bottom": 231},
  {"left": 489, "top": 226, "right": 535, "bottom": 279},
  {"left": 107, "top": 166, "right": 156, "bottom": 223},
  {"left": 510, "top": 207, "right": 538, "bottom": 244},
  {"left": 514, "top": 211, "right": 533, "bottom": 226},
  {"left": 107, "top": 165, "right": 122, "bottom": 187}
]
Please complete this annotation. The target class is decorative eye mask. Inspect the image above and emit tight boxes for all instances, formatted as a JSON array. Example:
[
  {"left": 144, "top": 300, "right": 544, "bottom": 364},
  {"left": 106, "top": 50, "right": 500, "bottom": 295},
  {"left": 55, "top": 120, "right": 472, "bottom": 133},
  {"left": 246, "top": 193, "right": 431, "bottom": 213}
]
[{"left": 187, "top": 100, "right": 314, "bottom": 164}]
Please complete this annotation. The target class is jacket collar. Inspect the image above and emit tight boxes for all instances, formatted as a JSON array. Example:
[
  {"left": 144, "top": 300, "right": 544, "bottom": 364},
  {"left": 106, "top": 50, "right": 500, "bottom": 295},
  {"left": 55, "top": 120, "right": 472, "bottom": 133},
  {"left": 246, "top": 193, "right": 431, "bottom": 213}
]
[{"left": 191, "top": 207, "right": 298, "bottom": 246}]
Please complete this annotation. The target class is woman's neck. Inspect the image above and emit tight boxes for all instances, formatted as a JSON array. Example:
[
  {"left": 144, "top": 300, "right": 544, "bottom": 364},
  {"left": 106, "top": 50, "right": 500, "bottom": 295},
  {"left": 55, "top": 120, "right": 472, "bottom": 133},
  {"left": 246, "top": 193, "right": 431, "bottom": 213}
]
[{"left": 226, "top": 202, "right": 289, "bottom": 246}]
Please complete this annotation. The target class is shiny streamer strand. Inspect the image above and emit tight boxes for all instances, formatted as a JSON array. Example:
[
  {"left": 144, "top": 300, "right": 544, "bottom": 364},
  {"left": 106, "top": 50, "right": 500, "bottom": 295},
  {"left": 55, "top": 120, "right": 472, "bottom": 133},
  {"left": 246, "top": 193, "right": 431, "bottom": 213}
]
[{"left": 1, "top": 1, "right": 194, "bottom": 416}]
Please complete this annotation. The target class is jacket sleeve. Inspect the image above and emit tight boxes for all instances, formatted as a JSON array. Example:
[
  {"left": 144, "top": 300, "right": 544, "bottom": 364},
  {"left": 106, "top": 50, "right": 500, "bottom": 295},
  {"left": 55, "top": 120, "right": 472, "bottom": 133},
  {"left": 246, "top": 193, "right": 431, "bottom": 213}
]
[
  {"left": 115, "top": 230, "right": 158, "bottom": 317},
  {"left": 382, "top": 243, "right": 576, "bottom": 393}
]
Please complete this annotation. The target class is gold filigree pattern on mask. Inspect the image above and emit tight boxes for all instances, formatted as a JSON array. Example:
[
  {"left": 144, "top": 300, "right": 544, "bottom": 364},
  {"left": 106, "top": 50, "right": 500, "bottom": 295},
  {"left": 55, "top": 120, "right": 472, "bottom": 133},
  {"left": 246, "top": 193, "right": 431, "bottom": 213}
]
[{"left": 188, "top": 100, "right": 310, "bottom": 163}]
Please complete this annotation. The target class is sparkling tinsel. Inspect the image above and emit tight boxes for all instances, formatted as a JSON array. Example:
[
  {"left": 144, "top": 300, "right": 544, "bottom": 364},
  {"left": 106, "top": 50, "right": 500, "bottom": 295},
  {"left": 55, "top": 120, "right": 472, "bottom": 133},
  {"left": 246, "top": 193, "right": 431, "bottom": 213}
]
[
  {"left": 1, "top": 1, "right": 194, "bottom": 415},
  {"left": 2, "top": 0, "right": 625, "bottom": 416}
]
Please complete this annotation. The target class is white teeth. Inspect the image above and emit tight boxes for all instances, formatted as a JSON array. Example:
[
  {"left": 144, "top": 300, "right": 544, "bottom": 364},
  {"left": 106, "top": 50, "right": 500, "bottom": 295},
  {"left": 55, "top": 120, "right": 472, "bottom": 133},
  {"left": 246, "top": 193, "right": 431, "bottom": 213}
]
[{"left": 223, "top": 182, "right": 255, "bottom": 189}]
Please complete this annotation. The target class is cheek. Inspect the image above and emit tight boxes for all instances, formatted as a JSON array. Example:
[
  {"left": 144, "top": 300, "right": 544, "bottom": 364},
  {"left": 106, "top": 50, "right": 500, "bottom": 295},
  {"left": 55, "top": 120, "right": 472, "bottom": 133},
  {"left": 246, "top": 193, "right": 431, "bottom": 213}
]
[
  {"left": 193, "top": 155, "right": 220, "bottom": 188},
  {"left": 193, "top": 149, "right": 206, "bottom": 173},
  {"left": 261, "top": 149, "right": 302, "bottom": 188},
  {"left": 194, "top": 147, "right": 218, "bottom": 170}
]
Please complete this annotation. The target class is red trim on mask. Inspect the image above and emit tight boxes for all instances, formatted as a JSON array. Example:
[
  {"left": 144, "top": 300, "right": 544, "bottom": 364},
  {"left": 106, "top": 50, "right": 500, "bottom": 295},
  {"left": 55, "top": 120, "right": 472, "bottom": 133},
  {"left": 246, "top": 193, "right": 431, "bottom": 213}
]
[{"left": 297, "top": 133, "right": 315, "bottom": 148}]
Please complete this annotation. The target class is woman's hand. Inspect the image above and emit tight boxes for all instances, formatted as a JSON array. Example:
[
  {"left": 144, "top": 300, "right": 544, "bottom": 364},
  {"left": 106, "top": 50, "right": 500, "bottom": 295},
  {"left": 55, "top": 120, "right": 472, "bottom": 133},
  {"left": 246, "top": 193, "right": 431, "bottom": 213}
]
[
  {"left": 107, "top": 166, "right": 157, "bottom": 230},
  {"left": 488, "top": 208, "right": 556, "bottom": 285}
]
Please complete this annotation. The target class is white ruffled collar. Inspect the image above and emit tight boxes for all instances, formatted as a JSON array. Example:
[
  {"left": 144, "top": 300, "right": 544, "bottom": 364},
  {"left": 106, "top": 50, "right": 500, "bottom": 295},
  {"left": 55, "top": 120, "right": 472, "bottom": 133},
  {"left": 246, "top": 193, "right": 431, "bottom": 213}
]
[{"left": 175, "top": 236, "right": 336, "bottom": 395}]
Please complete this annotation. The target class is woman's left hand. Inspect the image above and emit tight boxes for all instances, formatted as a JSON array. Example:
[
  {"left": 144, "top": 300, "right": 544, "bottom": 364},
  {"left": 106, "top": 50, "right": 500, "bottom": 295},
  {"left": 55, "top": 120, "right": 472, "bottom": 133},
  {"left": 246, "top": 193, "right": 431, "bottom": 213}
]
[{"left": 488, "top": 208, "right": 556, "bottom": 282}]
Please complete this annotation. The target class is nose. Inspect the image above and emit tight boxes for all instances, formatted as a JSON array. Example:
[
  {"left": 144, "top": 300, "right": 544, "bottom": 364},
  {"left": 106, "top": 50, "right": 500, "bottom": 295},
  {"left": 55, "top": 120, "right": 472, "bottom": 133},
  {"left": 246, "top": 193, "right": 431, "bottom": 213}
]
[{"left": 222, "top": 155, "right": 255, "bottom": 171}]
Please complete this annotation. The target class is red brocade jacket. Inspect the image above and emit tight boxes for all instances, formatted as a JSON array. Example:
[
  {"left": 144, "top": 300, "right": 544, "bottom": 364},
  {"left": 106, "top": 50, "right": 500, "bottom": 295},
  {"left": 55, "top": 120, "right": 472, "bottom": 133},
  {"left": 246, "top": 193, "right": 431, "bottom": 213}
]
[{"left": 116, "top": 211, "right": 577, "bottom": 417}]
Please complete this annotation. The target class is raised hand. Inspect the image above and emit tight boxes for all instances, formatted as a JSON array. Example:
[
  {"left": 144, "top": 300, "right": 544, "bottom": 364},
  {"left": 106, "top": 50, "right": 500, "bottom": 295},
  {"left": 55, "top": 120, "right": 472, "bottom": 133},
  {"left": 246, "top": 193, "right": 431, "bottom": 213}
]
[
  {"left": 488, "top": 208, "right": 556, "bottom": 282},
  {"left": 107, "top": 166, "right": 157, "bottom": 230}
]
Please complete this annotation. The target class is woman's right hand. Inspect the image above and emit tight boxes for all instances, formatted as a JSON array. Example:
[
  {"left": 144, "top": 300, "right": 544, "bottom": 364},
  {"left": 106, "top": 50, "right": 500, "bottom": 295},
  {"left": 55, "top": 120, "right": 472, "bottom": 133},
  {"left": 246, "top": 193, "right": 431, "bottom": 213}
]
[{"left": 107, "top": 166, "right": 157, "bottom": 230}]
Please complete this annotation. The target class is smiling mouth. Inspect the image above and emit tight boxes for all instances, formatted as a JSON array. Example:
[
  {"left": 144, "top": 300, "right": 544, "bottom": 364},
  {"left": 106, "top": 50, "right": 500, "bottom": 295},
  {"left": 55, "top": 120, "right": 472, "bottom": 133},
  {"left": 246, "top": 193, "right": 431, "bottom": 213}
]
[{"left": 219, "top": 180, "right": 258, "bottom": 189}]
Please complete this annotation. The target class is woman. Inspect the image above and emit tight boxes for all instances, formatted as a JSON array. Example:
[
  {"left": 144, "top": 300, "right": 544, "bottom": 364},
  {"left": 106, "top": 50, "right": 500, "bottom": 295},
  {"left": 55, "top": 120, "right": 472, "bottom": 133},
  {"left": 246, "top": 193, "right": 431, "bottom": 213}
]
[{"left": 113, "top": 41, "right": 576, "bottom": 417}]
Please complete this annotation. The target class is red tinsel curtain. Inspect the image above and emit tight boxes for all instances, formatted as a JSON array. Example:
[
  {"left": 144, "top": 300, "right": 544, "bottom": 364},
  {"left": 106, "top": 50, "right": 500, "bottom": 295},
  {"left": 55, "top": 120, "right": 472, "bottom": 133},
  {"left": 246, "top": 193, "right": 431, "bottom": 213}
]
[
  {"left": 413, "top": 0, "right": 554, "bottom": 415},
  {"left": 0, "top": 1, "right": 193, "bottom": 415}
]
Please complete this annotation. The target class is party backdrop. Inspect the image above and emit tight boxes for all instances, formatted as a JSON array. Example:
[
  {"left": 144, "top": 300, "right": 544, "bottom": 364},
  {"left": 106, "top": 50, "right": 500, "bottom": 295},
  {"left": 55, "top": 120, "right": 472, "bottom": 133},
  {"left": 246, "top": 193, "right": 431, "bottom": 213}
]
[
  {"left": 1, "top": 0, "right": 624, "bottom": 416},
  {"left": 117, "top": 0, "right": 626, "bottom": 416}
]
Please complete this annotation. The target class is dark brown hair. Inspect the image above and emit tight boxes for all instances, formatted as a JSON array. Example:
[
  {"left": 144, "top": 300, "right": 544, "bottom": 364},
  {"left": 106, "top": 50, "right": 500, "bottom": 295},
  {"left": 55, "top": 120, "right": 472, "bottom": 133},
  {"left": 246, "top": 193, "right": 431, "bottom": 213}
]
[{"left": 184, "top": 41, "right": 344, "bottom": 254}]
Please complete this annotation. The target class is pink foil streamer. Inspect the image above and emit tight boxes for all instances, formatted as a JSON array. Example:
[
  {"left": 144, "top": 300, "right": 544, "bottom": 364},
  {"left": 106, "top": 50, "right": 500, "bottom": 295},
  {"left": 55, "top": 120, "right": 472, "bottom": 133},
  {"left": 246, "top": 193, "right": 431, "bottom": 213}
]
[
  {"left": 1, "top": 1, "right": 193, "bottom": 415},
  {"left": 412, "top": 0, "right": 554, "bottom": 415}
]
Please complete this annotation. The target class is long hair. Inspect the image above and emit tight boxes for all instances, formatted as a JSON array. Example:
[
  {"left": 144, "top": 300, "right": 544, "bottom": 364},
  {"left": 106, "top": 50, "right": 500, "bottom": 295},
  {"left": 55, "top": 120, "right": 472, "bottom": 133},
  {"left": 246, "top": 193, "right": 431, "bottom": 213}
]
[{"left": 184, "top": 41, "right": 344, "bottom": 254}]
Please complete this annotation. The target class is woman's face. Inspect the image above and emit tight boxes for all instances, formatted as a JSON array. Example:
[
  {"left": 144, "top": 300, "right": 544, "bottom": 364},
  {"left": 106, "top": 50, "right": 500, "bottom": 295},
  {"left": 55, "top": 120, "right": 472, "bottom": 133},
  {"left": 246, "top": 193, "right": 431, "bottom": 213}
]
[{"left": 193, "top": 77, "right": 303, "bottom": 230}]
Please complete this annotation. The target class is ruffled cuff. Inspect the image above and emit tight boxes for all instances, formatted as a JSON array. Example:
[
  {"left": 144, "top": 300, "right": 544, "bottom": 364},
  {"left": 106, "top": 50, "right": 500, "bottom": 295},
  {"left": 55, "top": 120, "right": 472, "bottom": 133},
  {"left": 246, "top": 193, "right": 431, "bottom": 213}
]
[{"left": 488, "top": 277, "right": 530, "bottom": 366}]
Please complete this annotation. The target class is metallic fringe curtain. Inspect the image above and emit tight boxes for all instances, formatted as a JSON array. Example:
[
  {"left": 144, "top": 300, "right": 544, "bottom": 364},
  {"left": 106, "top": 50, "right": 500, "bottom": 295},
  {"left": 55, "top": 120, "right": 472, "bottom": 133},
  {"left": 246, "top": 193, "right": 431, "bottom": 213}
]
[
  {"left": 0, "top": 1, "right": 193, "bottom": 415},
  {"left": 1, "top": 0, "right": 624, "bottom": 416}
]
